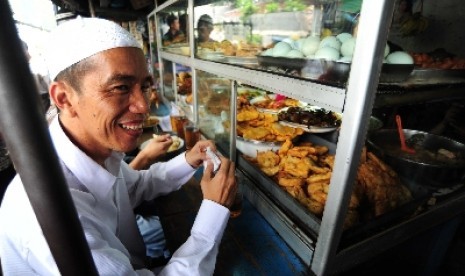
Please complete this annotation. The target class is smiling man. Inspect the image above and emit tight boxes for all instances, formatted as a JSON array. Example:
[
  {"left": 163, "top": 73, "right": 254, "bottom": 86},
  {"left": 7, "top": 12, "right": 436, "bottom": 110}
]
[{"left": 0, "top": 17, "right": 237, "bottom": 275}]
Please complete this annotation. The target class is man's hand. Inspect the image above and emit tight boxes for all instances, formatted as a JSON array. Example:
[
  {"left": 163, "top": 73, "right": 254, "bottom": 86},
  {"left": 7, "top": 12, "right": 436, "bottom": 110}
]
[
  {"left": 201, "top": 156, "right": 237, "bottom": 208},
  {"left": 184, "top": 140, "right": 217, "bottom": 169},
  {"left": 129, "top": 134, "right": 173, "bottom": 170}
]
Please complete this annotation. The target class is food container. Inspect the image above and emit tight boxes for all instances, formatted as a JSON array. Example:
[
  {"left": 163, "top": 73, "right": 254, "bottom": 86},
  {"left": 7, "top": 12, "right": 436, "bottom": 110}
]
[
  {"left": 236, "top": 136, "right": 283, "bottom": 158},
  {"left": 367, "top": 129, "right": 465, "bottom": 186},
  {"left": 256, "top": 56, "right": 414, "bottom": 85}
]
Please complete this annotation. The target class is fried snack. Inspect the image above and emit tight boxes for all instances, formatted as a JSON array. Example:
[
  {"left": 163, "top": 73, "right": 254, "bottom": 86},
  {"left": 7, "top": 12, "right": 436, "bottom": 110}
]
[
  {"left": 199, "top": 41, "right": 220, "bottom": 51},
  {"left": 281, "top": 156, "right": 313, "bottom": 178},
  {"left": 257, "top": 150, "right": 280, "bottom": 168},
  {"left": 237, "top": 106, "right": 260, "bottom": 122},
  {"left": 278, "top": 176, "right": 305, "bottom": 187},
  {"left": 357, "top": 149, "right": 413, "bottom": 217},
  {"left": 270, "top": 122, "right": 304, "bottom": 141},
  {"left": 314, "top": 145, "right": 329, "bottom": 155},
  {"left": 279, "top": 139, "right": 293, "bottom": 157},
  {"left": 287, "top": 146, "right": 317, "bottom": 158},
  {"left": 307, "top": 158, "right": 331, "bottom": 174},
  {"left": 256, "top": 150, "right": 280, "bottom": 177},
  {"left": 322, "top": 155, "right": 335, "bottom": 170},
  {"left": 305, "top": 198, "right": 325, "bottom": 216},
  {"left": 285, "top": 185, "right": 307, "bottom": 201},
  {"left": 243, "top": 126, "right": 271, "bottom": 141},
  {"left": 306, "top": 172, "right": 332, "bottom": 184},
  {"left": 344, "top": 209, "right": 360, "bottom": 230}
]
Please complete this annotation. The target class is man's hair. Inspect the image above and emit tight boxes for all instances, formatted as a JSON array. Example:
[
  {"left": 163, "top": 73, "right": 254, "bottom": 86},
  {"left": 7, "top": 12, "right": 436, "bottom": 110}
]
[
  {"left": 55, "top": 57, "right": 96, "bottom": 93},
  {"left": 167, "top": 14, "right": 178, "bottom": 26},
  {"left": 197, "top": 14, "right": 213, "bottom": 29}
]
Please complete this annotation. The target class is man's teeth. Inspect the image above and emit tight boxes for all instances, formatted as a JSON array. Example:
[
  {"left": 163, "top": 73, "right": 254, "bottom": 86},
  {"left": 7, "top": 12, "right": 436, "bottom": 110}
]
[{"left": 121, "top": 123, "right": 143, "bottom": 130}]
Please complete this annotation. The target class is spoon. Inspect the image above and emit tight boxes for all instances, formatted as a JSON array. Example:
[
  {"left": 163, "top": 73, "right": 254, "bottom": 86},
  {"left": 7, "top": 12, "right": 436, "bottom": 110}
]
[{"left": 395, "top": 115, "right": 416, "bottom": 154}]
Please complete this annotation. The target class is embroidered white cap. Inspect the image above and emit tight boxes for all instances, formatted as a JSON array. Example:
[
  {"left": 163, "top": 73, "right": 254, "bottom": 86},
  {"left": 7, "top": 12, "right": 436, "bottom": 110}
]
[{"left": 47, "top": 17, "right": 142, "bottom": 81}]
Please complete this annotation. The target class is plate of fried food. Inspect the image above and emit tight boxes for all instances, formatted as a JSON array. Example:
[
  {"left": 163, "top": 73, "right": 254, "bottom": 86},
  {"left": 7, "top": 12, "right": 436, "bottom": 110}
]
[
  {"left": 277, "top": 106, "right": 342, "bottom": 133},
  {"left": 237, "top": 105, "right": 304, "bottom": 142},
  {"left": 140, "top": 135, "right": 184, "bottom": 153}
]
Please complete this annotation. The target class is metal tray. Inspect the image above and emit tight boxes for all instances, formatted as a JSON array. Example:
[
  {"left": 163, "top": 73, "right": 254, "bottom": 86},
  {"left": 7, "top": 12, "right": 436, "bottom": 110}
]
[
  {"left": 256, "top": 55, "right": 415, "bottom": 84},
  {"left": 237, "top": 134, "right": 431, "bottom": 247}
]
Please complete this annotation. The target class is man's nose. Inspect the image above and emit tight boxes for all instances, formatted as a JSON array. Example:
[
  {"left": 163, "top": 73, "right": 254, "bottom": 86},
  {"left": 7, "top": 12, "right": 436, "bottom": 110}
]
[{"left": 129, "top": 88, "right": 149, "bottom": 114}]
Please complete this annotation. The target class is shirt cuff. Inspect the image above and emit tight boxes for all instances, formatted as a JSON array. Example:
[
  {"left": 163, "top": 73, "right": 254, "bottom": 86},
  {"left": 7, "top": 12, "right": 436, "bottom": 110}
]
[
  {"left": 164, "top": 152, "right": 197, "bottom": 177},
  {"left": 192, "top": 199, "right": 230, "bottom": 243}
]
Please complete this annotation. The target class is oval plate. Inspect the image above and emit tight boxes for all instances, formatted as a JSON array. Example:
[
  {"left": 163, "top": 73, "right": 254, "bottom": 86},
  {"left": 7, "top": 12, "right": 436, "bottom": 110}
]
[
  {"left": 279, "top": 120, "right": 338, "bottom": 133},
  {"left": 140, "top": 136, "right": 184, "bottom": 152}
]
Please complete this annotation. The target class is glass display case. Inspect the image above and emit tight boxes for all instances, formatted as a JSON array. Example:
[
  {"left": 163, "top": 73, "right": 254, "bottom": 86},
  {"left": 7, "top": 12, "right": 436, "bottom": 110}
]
[{"left": 149, "top": 0, "right": 465, "bottom": 274}]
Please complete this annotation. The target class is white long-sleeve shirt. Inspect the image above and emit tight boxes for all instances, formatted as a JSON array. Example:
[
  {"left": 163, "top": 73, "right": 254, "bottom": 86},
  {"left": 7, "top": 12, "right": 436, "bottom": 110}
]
[{"left": 0, "top": 117, "right": 230, "bottom": 275}]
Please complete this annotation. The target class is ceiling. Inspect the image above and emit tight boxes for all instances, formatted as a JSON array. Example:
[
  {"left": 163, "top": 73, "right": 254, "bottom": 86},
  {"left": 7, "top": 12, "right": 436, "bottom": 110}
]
[{"left": 51, "top": 0, "right": 159, "bottom": 22}]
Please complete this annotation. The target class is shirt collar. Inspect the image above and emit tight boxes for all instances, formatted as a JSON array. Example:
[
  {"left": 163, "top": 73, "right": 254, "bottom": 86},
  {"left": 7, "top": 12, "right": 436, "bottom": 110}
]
[{"left": 49, "top": 116, "right": 125, "bottom": 199}]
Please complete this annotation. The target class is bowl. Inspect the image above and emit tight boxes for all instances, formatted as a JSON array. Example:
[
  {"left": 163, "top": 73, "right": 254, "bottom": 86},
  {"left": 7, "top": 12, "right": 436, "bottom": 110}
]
[
  {"left": 367, "top": 129, "right": 465, "bottom": 186},
  {"left": 236, "top": 136, "right": 283, "bottom": 158}
]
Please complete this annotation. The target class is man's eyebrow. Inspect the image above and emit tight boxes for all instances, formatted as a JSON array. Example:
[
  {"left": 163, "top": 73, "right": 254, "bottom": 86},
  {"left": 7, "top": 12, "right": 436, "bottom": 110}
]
[
  {"left": 144, "top": 75, "right": 154, "bottom": 85},
  {"left": 104, "top": 74, "right": 135, "bottom": 85},
  {"left": 103, "top": 74, "right": 153, "bottom": 85}
]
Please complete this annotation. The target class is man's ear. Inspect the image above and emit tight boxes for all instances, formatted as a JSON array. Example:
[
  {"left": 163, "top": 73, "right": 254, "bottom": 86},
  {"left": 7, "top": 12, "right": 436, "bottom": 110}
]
[{"left": 49, "top": 81, "right": 77, "bottom": 117}]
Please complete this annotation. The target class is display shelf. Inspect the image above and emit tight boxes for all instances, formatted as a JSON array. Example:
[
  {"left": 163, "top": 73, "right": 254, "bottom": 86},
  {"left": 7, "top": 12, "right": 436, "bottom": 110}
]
[{"left": 160, "top": 51, "right": 346, "bottom": 112}]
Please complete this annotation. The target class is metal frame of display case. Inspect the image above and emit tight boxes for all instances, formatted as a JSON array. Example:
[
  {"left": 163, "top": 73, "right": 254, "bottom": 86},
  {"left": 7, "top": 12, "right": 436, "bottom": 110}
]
[{"left": 149, "top": 1, "right": 465, "bottom": 275}]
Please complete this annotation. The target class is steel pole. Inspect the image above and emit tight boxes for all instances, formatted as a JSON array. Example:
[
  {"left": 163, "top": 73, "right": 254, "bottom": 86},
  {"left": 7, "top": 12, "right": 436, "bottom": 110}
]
[{"left": 0, "top": 2, "right": 98, "bottom": 275}]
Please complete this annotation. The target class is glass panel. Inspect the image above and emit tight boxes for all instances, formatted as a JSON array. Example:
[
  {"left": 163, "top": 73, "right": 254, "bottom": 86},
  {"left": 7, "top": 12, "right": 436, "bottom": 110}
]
[
  {"left": 197, "top": 70, "right": 232, "bottom": 156},
  {"left": 147, "top": 14, "right": 159, "bottom": 81},
  {"left": 157, "top": 0, "right": 190, "bottom": 56},
  {"left": 160, "top": 58, "right": 175, "bottom": 101},
  {"left": 175, "top": 65, "right": 193, "bottom": 122},
  {"left": 193, "top": 0, "right": 364, "bottom": 87}
]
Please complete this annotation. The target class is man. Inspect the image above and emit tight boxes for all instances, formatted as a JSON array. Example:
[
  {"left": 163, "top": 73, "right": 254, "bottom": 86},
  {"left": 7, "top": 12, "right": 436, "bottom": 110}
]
[
  {"left": 162, "top": 14, "right": 186, "bottom": 46},
  {"left": 0, "top": 17, "right": 237, "bottom": 275},
  {"left": 197, "top": 14, "right": 216, "bottom": 44}
]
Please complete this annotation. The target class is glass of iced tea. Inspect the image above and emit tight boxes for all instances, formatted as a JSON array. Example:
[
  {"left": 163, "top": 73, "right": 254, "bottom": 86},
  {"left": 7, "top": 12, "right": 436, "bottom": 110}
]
[
  {"left": 170, "top": 115, "right": 188, "bottom": 139},
  {"left": 183, "top": 121, "right": 201, "bottom": 150},
  {"left": 230, "top": 173, "right": 244, "bottom": 218}
]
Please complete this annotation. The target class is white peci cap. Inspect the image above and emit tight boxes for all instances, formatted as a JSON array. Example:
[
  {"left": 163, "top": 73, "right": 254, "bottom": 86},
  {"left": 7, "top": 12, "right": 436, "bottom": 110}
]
[{"left": 46, "top": 17, "right": 142, "bottom": 80}]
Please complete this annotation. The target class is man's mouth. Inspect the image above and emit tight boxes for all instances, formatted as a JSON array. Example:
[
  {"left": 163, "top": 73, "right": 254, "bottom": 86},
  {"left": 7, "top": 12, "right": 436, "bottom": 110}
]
[
  {"left": 119, "top": 122, "right": 144, "bottom": 136},
  {"left": 120, "top": 123, "right": 143, "bottom": 130}
]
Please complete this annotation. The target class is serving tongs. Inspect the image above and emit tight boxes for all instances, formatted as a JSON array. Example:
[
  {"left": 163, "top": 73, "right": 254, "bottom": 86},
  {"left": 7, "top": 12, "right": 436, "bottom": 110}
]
[{"left": 395, "top": 115, "right": 416, "bottom": 154}]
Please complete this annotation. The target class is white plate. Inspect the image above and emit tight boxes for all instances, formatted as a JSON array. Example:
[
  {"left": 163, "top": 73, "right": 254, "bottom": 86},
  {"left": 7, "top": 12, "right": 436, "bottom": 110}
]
[
  {"left": 236, "top": 136, "right": 283, "bottom": 158},
  {"left": 140, "top": 136, "right": 184, "bottom": 152},
  {"left": 279, "top": 121, "right": 338, "bottom": 133},
  {"left": 250, "top": 94, "right": 306, "bottom": 114}
]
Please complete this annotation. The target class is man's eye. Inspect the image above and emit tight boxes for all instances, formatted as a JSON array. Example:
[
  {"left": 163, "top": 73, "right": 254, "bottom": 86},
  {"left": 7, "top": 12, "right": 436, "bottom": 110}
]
[
  {"left": 142, "top": 84, "right": 152, "bottom": 93},
  {"left": 113, "top": 85, "right": 130, "bottom": 93}
]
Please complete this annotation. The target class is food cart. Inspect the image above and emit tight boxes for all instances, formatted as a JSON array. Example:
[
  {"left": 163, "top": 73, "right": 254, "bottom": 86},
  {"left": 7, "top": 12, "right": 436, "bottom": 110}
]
[
  {"left": 1, "top": 0, "right": 465, "bottom": 275},
  {"left": 148, "top": 0, "right": 465, "bottom": 274}
]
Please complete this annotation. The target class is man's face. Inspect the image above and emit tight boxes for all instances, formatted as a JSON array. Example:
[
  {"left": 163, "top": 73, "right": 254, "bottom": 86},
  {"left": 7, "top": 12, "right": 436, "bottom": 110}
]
[
  {"left": 172, "top": 19, "right": 180, "bottom": 31},
  {"left": 62, "top": 47, "right": 151, "bottom": 160},
  {"left": 198, "top": 23, "right": 213, "bottom": 42}
]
